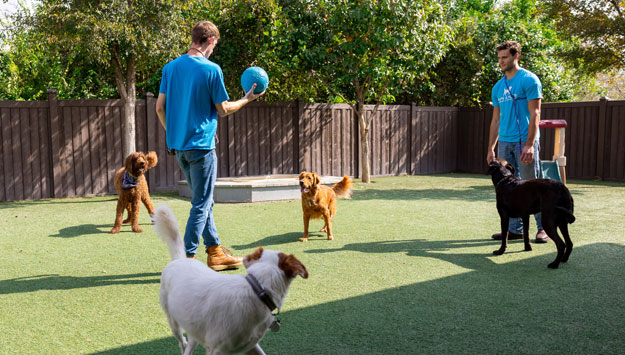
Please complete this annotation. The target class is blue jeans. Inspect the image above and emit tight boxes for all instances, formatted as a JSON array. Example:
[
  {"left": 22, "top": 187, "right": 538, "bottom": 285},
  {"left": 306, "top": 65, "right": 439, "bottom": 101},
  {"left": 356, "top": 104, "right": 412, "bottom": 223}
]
[
  {"left": 497, "top": 140, "right": 543, "bottom": 234},
  {"left": 175, "top": 149, "right": 220, "bottom": 255}
]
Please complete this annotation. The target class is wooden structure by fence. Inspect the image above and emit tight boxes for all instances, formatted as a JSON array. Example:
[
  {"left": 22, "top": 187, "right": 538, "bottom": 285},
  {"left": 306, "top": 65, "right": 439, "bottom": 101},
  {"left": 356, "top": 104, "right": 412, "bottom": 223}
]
[{"left": 1, "top": 91, "right": 624, "bottom": 202}]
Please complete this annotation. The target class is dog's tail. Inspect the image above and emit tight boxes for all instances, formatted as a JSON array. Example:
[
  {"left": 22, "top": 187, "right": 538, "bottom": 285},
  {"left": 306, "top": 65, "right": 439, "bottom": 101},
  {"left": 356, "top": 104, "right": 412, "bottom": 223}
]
[
  {"left": 152, "top": 204, "right": 186, "bottom": 260},
  {"left": 556, "top": 206, "right": 576, "bottom": 223},
  {"left": 556, "top": 186, "right": 576, "bottom": 224},
  {"left": 332, "top": 176, "right": 353, "bottom": 199}
]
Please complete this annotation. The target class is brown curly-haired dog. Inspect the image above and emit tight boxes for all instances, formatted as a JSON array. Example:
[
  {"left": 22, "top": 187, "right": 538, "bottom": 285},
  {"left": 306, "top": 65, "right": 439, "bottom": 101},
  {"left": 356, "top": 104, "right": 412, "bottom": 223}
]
[{"left": 110, "top": 151, "right": 158, "bottom": 234}]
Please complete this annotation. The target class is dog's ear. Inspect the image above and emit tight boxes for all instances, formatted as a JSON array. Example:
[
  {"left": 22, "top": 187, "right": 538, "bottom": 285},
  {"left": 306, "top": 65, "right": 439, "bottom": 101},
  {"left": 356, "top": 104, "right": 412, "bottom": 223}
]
[
  {"left": 487, "top": 160, "right": 499, "bottom": 175},
  {"left": 505, "top": 162, "right": 515, "bottom": 175},
  {"left": 278, "top": 253, "right": 308, "bottom": 279},
  {"left": 313, "top": 173, "right": 320, "bottom": 186},
  {"left": 145, "top": 151, "right": 158, "bottom": 169},
  {"left": 244, "top": 246, "right": 264, "bottom": 263}
]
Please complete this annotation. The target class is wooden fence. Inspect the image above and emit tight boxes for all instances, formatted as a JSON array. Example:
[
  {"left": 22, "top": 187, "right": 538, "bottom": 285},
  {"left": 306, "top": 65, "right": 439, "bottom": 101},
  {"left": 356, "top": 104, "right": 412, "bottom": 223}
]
[{"left": 1, "top": 91, "right": 624, "bottom": 202}]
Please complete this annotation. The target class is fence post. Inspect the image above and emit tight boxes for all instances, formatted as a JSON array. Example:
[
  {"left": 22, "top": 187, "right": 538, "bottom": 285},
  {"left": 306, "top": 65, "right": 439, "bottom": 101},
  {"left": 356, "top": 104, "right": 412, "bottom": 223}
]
[
  {"left": 409, "top": 102, "right": 415, "bottom": 175},
  {"left": 145, "top": 92, "right": 155, "bottom": 151},
  {"left": 47, "top": 89, "right": 66, "bottom": 198},
  {"left": 145, "top": 92, "right": 157, "bottom": 189},
  {"left": 354, "top": 102, "right": 361, "bottom": 178},
  {"left": 596, "top": 96, "right": 608, "bottom": 179},
  {"left": 294, "top": 99, "right": 302, "bottom": 174}
]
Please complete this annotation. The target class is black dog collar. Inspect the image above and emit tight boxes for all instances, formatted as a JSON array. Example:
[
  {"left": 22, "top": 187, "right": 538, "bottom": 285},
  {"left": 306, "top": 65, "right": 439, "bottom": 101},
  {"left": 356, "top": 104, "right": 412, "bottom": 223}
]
[
  {"left": 245, "top": 274, "right": 278, "bottom": 313},
  {"left": 245, "top": 273, "right": 281, "bottom": 332}
]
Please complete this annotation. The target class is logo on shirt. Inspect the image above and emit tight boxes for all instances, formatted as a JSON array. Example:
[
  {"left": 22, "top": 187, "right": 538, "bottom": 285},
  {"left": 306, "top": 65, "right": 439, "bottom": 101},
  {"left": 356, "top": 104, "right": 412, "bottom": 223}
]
[{"left": 498, "top": 86, "right": 513, "bottom": 104}]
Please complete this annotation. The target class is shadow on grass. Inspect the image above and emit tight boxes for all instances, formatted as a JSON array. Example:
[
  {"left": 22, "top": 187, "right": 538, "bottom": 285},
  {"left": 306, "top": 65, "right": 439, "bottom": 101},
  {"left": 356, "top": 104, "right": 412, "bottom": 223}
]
[
  {"left": 351, "top": 185, "right": 494, "bottom": 202},
  {"left": 49, "top": 223, "right": 154, "bottom": 238},
  {"left": 231, "top": 232, "right": 304, "bottom": 249},
  {"left": 88, "top": 243, "right": 625, "bottom": 354},
  {"left": 306, "top": 238, "right": 501, "bottom": 270},
  {"left": 0, "top": 273, "right": 161, "bottom": 295}
]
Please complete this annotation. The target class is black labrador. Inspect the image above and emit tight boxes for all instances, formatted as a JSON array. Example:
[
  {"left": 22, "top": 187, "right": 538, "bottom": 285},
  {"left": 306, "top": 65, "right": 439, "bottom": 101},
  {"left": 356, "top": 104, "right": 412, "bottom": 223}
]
[{"left": 487, "top": 158, "right": 576, "bottom": 269}]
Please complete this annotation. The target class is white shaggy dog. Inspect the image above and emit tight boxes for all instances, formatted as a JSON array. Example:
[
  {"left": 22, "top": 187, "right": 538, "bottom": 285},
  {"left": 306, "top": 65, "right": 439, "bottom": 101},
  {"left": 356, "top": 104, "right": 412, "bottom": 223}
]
[{"left": 152, "top": 205, "right": 308, "bottom": 355}]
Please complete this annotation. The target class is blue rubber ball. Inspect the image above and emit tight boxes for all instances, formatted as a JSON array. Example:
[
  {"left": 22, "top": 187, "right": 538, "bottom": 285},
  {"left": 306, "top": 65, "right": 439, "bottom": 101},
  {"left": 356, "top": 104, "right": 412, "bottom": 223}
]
[{"left": 241, "top": 67, "right": 269, "bottom": 94}]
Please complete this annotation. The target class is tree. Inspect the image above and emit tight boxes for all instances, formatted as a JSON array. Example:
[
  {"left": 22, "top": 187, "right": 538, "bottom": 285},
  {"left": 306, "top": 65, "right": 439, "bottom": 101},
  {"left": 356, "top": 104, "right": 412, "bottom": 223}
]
[
  {"left": 410, "top": 0, "right": 592, "bottom": 106},
  {"left": 279, "top": 0, "right": 452, "bottom": 182},
  {"left": 0, "top": 20, "right": 119, "bottom": 100},
  {"left": 31, "top": 0, "right": 188, "bottom": 157},
  {"left": 544, "top": 0, "right": 625, "bottom": 74},
  {"left": 1, "top": 2, "right": 114, "bottom": 100}
]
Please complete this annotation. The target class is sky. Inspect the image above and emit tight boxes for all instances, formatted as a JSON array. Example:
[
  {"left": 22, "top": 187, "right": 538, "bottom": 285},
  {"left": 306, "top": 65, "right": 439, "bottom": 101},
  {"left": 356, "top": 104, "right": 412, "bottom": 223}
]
[{"left": 0, "top": 0, "right": 35, "bottom": 22}]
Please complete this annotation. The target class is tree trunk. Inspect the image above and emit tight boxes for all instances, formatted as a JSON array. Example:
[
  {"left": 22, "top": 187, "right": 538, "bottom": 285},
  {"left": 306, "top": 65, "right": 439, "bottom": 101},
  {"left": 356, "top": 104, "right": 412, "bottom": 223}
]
[
  {"left": 357, "top": 109, "right": 371, "bottom": 183},
  {"left": 113, "top": 54, "right": 136, "bottom": 158},
  {"left": 122, "top": 97, "right": 136, "bottom": 158}
]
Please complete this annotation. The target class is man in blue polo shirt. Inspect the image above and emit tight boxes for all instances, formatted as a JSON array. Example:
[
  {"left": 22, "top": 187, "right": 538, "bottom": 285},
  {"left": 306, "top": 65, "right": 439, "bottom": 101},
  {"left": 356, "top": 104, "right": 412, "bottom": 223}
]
[
  {"left": 486, "top": 40, "right": 549, "bottom": 244},
  {"left": 156, "top": 21, "right": 264, "bottom": 270}
]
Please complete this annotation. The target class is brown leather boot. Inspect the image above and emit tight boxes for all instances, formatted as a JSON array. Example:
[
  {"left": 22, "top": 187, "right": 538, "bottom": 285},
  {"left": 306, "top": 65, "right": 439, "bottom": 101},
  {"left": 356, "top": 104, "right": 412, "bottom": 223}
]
[{"left": 206, "top": 245, "right": 243, "bottom": 271}]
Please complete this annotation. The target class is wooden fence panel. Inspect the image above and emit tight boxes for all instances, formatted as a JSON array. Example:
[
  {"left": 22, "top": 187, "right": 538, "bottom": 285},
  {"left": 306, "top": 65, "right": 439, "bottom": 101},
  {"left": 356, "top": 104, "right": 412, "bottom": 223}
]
[
  {"left": 298, "top": 103, "right": 354, "bottom": 176},
  {"left": 412, "top": 107, "right": 459, "bottom": 174},
  {"left": 0, "top": 101, "right": 52, "bottom": 201},
  {"left": 456, "top": 107, "right": 490, "bottom": 174},
  {"left": 34, "top": 108, "right": 48, "bottom": 200},
  {"left": 607, "top": 101, "right": 625, "bottom": 180},
  {"left": 367, "top": 105, "right": 411, "bottom": 176},
  {"left": 11, "top": 108, "right": 24, "bottom": 200},
  {"left": 53, "top": 99, "right": 127, "bottom": 197}
]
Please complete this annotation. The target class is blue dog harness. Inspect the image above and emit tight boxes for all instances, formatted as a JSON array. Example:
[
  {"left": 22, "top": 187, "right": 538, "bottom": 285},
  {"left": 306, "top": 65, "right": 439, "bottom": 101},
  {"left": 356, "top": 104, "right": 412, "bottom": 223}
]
[{"left": 122, "top": 171, "right": 140, "bottom": 190}]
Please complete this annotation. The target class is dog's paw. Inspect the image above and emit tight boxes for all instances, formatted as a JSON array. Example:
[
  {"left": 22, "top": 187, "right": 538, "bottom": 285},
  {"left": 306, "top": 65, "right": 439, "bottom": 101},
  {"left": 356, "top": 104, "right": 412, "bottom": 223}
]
[
  {"left": 299, "top": 237, "right": 309, "bottom": 242},
  {"left": 493, "top": 249, "right": 505, "bottom": 255},
  {"left": 547, "top": 261, "right": 560, "bottom": 269},
  {"left": 524, "top": 245, "right": 532, "bottom": 251},
  {"left": 326, "top": 235, "right": 334, "bottom": 241},
  {"left": 132, "top": 227, "right": 143, "bottom": 233},
  {"left": 109, "top": 228, "right": 120, "bottom": 234}
]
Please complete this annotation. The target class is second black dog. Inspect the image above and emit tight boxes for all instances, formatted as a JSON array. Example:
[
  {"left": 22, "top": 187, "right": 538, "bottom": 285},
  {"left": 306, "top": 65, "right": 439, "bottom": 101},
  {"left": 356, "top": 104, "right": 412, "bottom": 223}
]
[{"left": 487, "top": 158, "right": 576, "bottom": 269}]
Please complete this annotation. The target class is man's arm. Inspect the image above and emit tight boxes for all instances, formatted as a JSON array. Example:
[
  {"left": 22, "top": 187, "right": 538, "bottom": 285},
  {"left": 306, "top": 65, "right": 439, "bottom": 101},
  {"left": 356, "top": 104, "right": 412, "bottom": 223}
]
[
  {"left": 156, "top": 93, "right": 167, "bottom": 130},
  {"left": 521, "top": 98, "right": 541, "bottom": 164},
  {"left": 486, "top": 106, "right": 500, "bottom": 163},
  {"left": 215, "top": 84, "right": 264, "bottom": 117}
]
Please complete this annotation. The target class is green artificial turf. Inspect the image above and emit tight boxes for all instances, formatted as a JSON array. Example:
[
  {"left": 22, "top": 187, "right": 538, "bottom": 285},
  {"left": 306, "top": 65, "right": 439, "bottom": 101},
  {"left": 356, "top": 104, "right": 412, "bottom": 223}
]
[{"left": 1, "top": 174, "right": 624, "bottom": 354}]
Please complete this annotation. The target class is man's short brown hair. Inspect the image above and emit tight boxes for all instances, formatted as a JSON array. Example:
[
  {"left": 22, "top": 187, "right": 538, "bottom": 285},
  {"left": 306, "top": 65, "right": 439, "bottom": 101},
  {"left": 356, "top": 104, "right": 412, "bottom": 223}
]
[
  {"left": 496, "top": 41, "right": 521, "bottom": 56},
  {"left": 192, "top": 21, "right": 220, "bottom": 45}
]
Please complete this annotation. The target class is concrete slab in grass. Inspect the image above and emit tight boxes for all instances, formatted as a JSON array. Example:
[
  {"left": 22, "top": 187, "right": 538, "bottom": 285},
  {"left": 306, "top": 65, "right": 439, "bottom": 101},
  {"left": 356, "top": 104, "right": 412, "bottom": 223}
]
[{"left": 177, "top": 174, "right": 345, "bottom": 203}]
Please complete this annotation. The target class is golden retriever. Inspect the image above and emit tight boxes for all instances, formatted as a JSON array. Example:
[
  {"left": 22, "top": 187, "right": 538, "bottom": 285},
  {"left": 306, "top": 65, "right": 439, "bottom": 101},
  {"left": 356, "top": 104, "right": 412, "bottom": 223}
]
[{"left": 298, "top": 171, "right": 352, "bottom": 242}]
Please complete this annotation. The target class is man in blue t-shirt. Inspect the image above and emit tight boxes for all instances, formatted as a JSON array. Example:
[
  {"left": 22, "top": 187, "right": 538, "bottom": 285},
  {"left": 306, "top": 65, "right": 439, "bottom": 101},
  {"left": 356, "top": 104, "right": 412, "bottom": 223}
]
[
  {"left": 486, "top": 40, "right": 549, "bottom": 244},
  {"left": 156, "top": 21, "right": 264, "bottom": 270}
]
